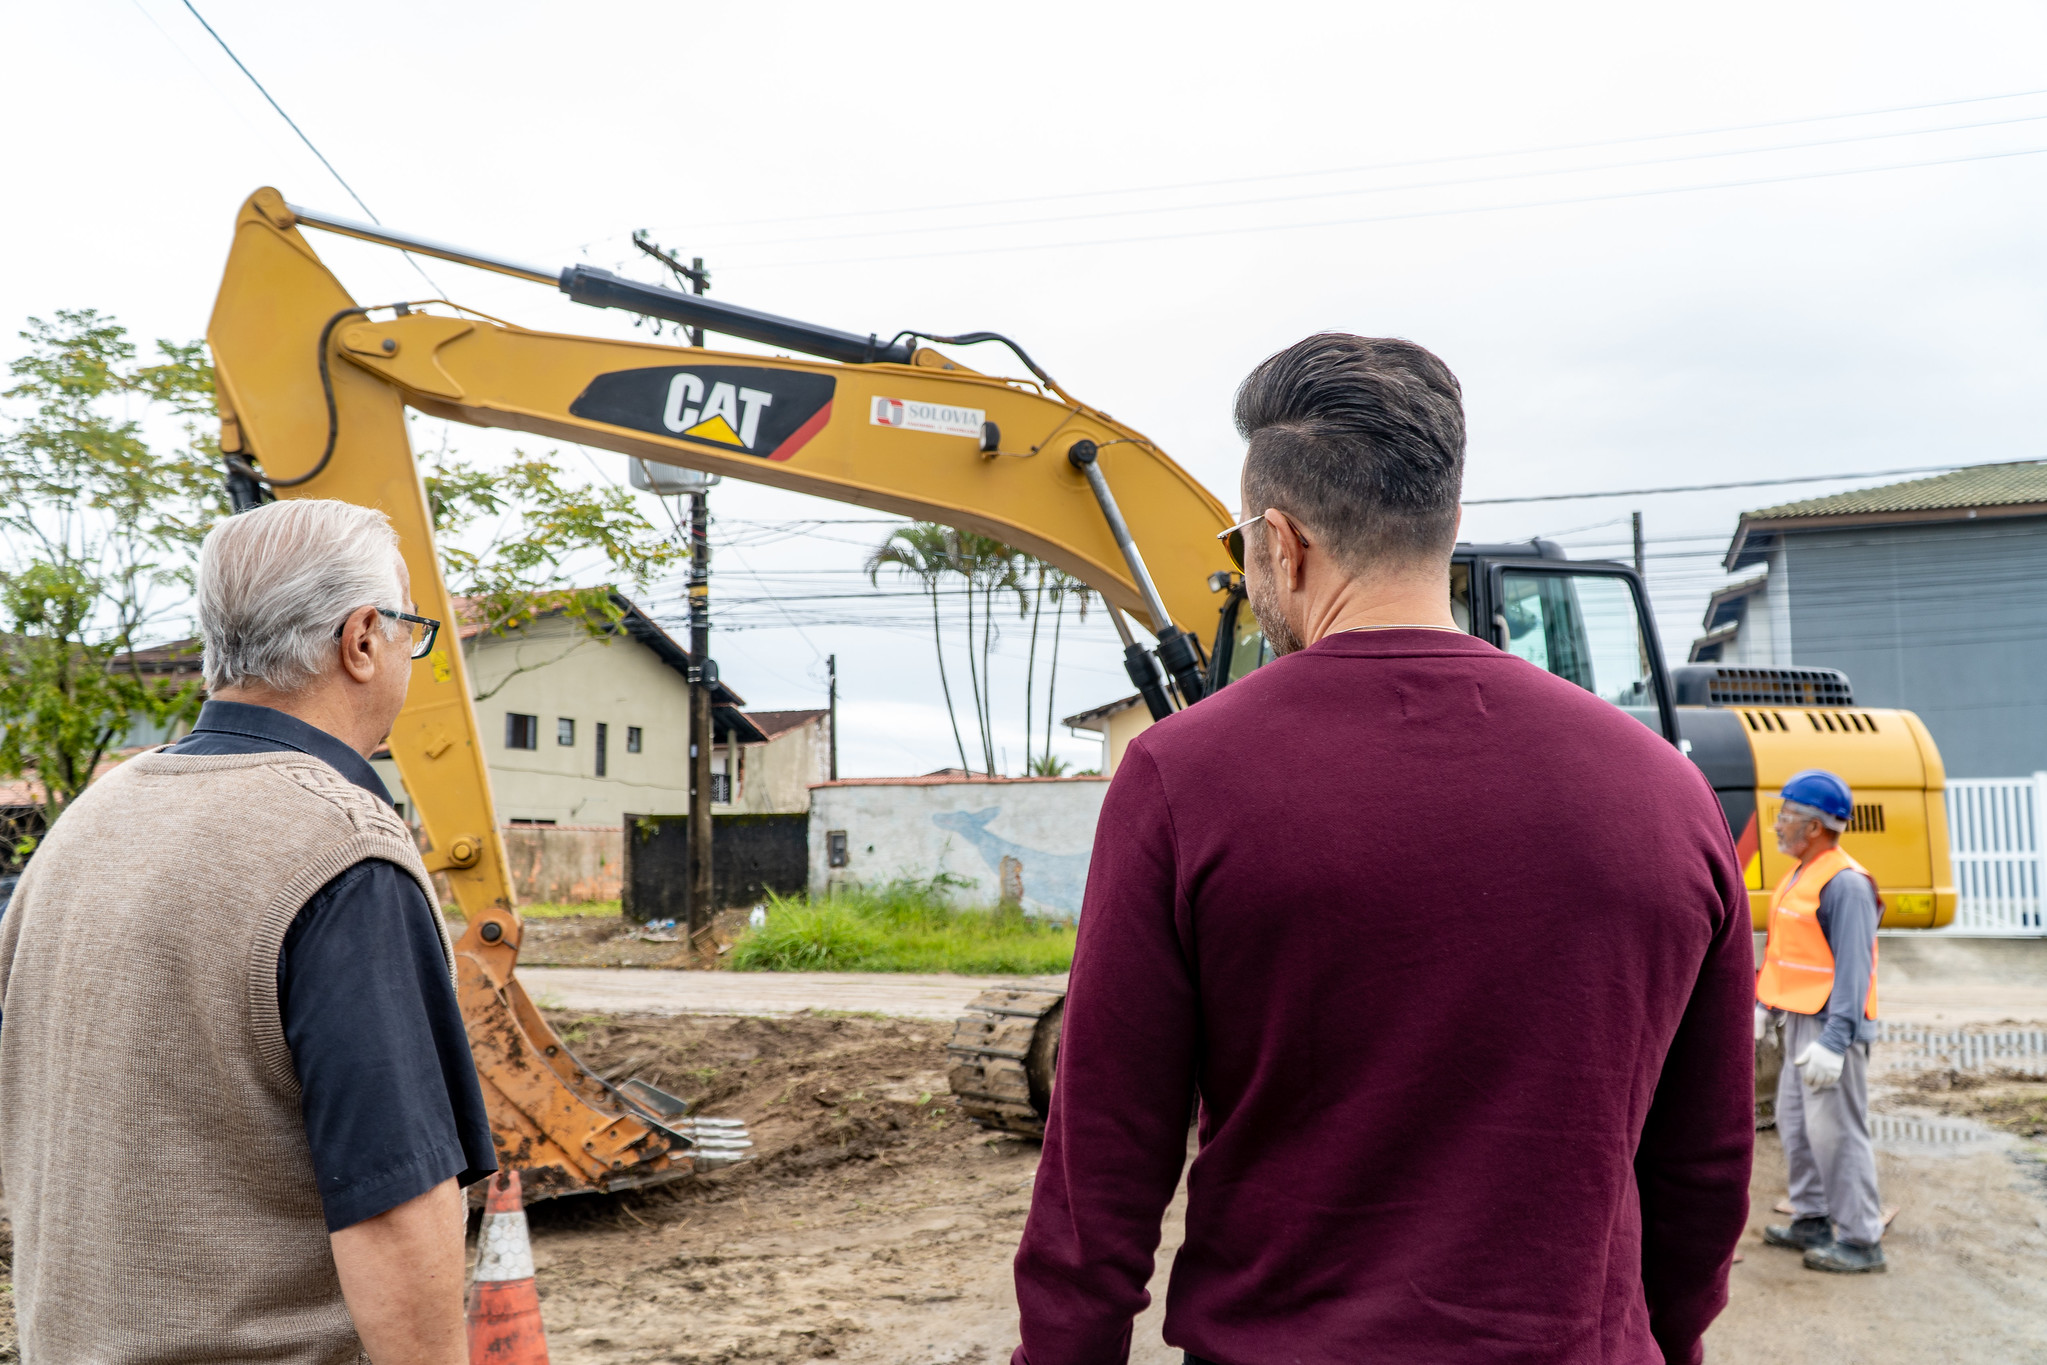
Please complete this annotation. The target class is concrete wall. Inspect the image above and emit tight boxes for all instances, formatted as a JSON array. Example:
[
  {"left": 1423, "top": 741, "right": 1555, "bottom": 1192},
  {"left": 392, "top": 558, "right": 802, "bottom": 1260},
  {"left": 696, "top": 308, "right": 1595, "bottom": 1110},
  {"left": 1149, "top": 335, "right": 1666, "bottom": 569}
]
[
  {"left": 500, "top": 823, "right": 622, "bottom": 904},
  {"left": 808, "top": 776, "right": 1109, "bottom": 918},
  {"left": 1783, "top": 517, "right": 2047, "bottom": 777},
  {"left": 735, "top": 714, "right": 830, "bottom": 814}
]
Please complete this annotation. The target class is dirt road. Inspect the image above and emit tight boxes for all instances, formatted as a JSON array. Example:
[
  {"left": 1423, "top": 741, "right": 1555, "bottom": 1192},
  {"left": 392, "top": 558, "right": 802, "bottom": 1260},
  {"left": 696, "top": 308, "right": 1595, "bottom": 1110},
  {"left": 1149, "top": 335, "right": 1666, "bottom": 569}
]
[
  {"left": 5, "top": 1008, "right": 2041, "bottom": 1363},
  {"left": 524, "top": 967, "right": 1068, "bottom": 1021},
  {"left": 519, "top": 1012, "right": 2047, "bottom": 1364}
]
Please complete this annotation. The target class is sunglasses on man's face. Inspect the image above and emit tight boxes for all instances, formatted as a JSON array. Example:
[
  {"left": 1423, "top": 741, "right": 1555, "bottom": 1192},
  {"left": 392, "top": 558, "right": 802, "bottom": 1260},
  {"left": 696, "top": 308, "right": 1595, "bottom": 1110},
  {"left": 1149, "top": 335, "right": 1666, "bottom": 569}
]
[{"left": 1216, "top": 510, "right": 1308, "bottom": 573}]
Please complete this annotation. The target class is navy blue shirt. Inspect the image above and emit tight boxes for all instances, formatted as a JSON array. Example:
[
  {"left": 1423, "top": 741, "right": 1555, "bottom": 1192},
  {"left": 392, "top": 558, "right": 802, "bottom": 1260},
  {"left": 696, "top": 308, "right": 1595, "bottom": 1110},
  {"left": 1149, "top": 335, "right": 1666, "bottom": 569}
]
[{"left": 164, "top": 701, "right": 496, "bottom": 1230}]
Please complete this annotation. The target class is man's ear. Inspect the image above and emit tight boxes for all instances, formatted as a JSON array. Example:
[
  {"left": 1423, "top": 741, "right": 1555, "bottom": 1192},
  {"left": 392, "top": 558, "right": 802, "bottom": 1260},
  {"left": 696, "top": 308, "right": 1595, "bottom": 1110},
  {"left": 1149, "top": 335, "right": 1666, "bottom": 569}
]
[
  {"left": 337, "top": 606, "right": 381, "bottom": 684},
  {"left": 1262, "top": 509, "right": 1305, "bottom": 589}
]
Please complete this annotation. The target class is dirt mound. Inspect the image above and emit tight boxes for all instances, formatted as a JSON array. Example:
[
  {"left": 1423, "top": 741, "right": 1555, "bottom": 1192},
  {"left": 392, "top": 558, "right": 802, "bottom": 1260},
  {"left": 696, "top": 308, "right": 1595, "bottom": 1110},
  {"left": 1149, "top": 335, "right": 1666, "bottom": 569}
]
[{"left": 523, "top": 1010, "right": 1044, "bottom": 1364}]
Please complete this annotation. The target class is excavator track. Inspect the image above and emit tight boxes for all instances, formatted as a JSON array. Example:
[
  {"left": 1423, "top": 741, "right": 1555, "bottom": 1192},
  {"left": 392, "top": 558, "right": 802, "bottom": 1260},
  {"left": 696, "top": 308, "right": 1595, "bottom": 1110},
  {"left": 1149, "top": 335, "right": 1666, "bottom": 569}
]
[{"left": 946, "top": 986, "right": 1065, "bottom": 1138}]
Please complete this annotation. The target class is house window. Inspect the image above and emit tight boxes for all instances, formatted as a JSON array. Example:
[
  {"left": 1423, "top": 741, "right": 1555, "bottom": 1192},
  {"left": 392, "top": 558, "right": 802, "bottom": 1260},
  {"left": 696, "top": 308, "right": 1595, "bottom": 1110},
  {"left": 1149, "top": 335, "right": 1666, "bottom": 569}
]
[
  {"left": 711, "top": 773, "right": 731, "bottom": 803},
  {"left": 508, "top": 818, "right": 557, "bottom": 826},
  {"left": 557, "top": 717, "right": 575, "bottom": 746},
  {"left": 506, "top": 713, "right": 538, "bottom": 750},
  {"left": 827, "top": 829, "right": 849, "bottom": 868},
  {"left": 626, "top": 726, "right": 643, "bottom": 754},
  {"left": 595, "top": 722, "right": 608, "bottom": 778}
]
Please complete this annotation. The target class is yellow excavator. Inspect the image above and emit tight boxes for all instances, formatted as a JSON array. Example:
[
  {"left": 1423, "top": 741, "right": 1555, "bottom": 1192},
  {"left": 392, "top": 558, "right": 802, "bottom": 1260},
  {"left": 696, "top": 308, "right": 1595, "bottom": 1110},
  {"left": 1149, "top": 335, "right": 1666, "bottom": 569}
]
[{"left": 206, "top": 187, "right": 1954, "bottom": 1169}]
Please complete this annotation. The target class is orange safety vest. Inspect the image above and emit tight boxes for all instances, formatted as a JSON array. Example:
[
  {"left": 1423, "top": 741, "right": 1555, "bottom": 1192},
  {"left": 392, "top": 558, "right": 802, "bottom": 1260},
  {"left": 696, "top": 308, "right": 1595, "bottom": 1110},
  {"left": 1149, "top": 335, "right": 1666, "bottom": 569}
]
[{"left": 1755, "top": 845, "right": 1879, "bottom": 1018}]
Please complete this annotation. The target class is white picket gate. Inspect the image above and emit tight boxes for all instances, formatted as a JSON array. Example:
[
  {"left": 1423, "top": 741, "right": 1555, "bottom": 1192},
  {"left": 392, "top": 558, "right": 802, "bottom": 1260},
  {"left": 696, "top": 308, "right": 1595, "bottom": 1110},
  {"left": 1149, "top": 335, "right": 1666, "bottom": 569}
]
[{"left": 1942, "top": 775, "right": 2047, "bottom": 935}]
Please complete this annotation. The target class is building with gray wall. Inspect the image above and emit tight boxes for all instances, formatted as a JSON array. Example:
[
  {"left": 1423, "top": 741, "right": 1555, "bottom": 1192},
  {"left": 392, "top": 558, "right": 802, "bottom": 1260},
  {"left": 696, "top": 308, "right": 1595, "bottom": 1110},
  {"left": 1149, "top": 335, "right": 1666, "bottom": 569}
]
[{"left": 1690, "top": 463, "right": 2047, "bottom": 778}]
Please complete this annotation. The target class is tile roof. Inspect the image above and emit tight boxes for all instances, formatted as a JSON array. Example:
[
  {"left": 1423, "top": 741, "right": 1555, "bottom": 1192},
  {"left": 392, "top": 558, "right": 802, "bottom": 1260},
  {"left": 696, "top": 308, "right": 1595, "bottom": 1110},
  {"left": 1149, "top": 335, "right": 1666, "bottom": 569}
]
[
  {"left": 1745, "top": 461, "right": 2047, "bottom": 519},
  {"left": 743, "top": 709, "right": 828, "bottom": 742}
]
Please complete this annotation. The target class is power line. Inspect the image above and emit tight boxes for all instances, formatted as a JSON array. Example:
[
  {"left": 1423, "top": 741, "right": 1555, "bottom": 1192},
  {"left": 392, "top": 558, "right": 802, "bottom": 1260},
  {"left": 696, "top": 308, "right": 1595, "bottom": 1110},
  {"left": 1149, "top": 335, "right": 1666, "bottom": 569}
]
[
  {"left": 1463, "top": 456, "right": 2045, "bottom": 506},
  {"left": 728, "top": 140, "right": 2047, "bottom": 273},
  {"left": 700, "top": 108, "right": 2047, "bottom": 255},
  {"left": 630, "top": 85, "right": 2047, "bottom": 239},
  {"left": 173, "top": 0, "right": 443, "bottom": 294},
  {"left": 177, "top": 0, "right": 375, "bottom": 222}
]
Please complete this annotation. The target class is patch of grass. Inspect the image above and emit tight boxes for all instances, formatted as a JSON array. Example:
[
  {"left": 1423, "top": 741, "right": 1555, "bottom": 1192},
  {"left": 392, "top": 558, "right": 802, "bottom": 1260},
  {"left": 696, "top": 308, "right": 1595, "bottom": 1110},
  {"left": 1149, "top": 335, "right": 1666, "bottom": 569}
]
[
  {"left": 730, "top": 879, "right": 1076, "bottom": 975},
  {"left": 517, "top": 899, "right": 622, "bottom": 918}
]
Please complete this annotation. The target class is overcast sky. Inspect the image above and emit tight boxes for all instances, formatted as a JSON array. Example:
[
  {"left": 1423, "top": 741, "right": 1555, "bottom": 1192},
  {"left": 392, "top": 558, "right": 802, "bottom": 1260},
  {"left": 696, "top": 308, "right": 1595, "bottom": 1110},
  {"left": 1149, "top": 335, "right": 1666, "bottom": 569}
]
[{"left": 6, "top": 2, "right": 2045, "bottom": 775}]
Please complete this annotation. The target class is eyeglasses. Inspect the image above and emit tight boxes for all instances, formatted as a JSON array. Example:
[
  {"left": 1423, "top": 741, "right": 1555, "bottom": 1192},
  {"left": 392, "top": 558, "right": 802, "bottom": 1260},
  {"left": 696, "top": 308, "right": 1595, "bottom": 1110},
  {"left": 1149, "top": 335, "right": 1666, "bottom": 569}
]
[
  {"left": 1215, "top": 509, "right": 1309, "bottom": 572},
  {"left": 334, "top": 608, "right": 442, "bottom": 660}
]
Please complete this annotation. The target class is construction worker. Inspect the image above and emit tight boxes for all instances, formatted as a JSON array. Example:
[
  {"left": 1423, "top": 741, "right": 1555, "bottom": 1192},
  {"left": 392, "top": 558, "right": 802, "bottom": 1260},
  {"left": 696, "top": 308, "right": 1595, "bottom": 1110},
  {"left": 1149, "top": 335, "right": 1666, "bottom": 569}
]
[{"left": 1757, "top": 768, "right": 1887, "bottom": 1274}]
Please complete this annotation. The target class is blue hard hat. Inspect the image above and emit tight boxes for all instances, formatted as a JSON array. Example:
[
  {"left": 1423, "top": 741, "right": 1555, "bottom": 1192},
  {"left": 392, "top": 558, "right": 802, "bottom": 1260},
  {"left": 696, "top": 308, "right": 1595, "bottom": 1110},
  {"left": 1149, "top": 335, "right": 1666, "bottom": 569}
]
[{"left": 1780, "top": 769, "right": 1852, "bottom": 822}]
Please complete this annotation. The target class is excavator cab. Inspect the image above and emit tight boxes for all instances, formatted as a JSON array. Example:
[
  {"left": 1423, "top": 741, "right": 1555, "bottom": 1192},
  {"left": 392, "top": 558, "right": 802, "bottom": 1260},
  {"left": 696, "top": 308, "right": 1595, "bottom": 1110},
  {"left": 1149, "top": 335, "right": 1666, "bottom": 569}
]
[
  {"left": 1208, "top": 539, "right": 1677, "bottom": 741},
  {"left": 1204, "top": 540, "right": 1952, "bottom": 938}
]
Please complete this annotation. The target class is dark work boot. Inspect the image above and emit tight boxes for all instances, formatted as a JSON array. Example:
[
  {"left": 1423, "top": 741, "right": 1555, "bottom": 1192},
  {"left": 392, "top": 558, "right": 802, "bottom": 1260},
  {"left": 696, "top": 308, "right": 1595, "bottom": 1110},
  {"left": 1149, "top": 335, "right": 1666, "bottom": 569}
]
[
  {"left": 1804, "top": 1239, "right": 1886, "bottom": 1273},
  {"left": 1763, "top": 1216, "right": 1834, "bottom": 1250}
]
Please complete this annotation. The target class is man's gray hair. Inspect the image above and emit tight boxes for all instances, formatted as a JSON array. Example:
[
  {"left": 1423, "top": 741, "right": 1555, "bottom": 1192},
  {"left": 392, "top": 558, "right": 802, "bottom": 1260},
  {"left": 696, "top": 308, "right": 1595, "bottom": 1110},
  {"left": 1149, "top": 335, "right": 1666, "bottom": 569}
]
[
  {"left": 199, "top": 499, "right": 409, "bottom": 693},
  {"left": 1781, "top": 799, "right": 1848, "bottom": 833}
]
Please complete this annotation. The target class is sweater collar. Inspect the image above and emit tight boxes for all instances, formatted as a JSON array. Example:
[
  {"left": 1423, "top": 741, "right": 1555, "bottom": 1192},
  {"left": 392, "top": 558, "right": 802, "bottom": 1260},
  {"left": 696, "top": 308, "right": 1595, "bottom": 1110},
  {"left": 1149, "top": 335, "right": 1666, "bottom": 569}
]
[{"left": 175, "top": 700, "right": 393, "bottom": 806}]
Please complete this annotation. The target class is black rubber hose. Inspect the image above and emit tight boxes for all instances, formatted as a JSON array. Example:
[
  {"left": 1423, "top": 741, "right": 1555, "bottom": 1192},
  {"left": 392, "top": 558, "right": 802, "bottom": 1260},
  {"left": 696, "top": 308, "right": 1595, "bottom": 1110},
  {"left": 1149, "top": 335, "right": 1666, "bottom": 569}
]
[{"left": 239, "top": 305, "right": 369, "bottom": 489}]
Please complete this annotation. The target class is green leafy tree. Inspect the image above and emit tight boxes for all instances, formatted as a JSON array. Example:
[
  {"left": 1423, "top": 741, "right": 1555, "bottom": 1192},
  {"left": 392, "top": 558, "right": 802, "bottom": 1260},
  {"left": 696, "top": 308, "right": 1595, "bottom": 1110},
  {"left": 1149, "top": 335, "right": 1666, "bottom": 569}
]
[
  {"left": 0, "top": 311, "right": 219, "bottom": 851},
  {"left": 419, "top": 439, "right": 688, "bottom": 702}
]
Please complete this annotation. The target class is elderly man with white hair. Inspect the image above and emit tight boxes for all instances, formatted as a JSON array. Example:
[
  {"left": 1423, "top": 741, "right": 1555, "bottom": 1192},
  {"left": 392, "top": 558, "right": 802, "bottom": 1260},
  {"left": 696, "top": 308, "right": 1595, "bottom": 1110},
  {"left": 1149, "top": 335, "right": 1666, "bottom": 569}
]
[
  {"left": 0, "top": 499, "right": 494, "bottom": 1364},
  {"left": 1755, "top": 767, "right": 1887, "bottom": 1275}
]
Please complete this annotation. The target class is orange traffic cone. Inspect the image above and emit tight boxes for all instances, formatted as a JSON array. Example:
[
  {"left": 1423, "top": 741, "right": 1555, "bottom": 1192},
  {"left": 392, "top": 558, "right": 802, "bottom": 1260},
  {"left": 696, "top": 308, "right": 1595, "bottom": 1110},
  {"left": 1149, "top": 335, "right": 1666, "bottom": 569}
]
[{"left": 467, "top": 1169, "right": 549, "bottom": 1364}]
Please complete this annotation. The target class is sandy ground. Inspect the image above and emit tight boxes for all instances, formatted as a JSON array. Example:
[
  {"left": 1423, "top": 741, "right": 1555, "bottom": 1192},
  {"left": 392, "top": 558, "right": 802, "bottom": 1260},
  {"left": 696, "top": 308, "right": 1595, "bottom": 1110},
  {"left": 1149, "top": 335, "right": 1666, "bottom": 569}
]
[
  {"left": 3, "top": 990, "right": 2043, "bottom": 1363},
  {"left": 518, "top": 1013, "right": 2047, "bottom": 1365}
]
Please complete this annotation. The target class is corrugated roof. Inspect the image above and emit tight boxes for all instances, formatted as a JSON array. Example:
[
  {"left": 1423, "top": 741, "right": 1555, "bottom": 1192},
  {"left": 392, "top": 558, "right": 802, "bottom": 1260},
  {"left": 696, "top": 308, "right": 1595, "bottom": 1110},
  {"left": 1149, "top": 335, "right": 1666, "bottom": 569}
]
[{"left": 1745, "top": 462, "right": 2047, "bottom": 519}]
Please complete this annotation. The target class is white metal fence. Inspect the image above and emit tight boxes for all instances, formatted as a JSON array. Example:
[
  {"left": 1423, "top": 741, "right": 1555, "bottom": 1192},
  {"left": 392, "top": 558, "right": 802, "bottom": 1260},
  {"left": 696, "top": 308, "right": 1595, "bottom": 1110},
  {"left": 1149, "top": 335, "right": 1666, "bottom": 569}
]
[{"left": 1942, "top": 775, "right": 2047, "bottom": 935}]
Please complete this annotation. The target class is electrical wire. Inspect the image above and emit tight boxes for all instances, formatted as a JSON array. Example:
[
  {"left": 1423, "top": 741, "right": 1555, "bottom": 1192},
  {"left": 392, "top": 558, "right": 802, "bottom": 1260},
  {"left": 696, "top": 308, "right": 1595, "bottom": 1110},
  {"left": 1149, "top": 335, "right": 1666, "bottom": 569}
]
[
  {"left": 1463, "top": 456, "right": 2046, "bottom": 506},
  {"left": 174, "top": 0, "right": 444, "bottom": 295},
  {"left": 726, "top": 140, "right": 2047, "bottom": 272},
  {"left": 632, "top": 85, "right": 2047, "bottom": 238},
  {"left": 699, "top": 108, "right": 2047, "bottom": 254}
]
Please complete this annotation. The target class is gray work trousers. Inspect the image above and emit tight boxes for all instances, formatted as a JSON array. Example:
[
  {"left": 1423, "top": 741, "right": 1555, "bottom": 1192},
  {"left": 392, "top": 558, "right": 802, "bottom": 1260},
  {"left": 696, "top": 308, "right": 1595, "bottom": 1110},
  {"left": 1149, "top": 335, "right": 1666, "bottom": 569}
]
[{"left": 1775, "top": 1010, "right": 1883, "bottom": 1245}]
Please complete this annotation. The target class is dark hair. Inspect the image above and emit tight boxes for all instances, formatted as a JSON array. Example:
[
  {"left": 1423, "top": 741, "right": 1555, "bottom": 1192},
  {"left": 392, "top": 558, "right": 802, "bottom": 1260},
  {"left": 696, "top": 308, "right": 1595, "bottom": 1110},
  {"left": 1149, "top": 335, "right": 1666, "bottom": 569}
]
[{"left": 1234, "top": 334, "right": 1465, "bottom": 567}]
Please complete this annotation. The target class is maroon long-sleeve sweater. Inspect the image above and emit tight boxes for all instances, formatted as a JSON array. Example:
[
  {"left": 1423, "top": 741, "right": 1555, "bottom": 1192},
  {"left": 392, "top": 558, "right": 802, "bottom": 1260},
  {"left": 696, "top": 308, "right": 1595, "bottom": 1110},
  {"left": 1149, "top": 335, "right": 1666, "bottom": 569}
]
[{"left": 1013, "top": 630, "right": 1753, "bottom": 1365}]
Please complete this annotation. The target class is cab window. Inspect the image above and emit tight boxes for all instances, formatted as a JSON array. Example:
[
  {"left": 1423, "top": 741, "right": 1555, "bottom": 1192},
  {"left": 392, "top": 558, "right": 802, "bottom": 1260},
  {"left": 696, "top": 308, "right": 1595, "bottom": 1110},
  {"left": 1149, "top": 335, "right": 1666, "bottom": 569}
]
[{"left": 1498, "top": 570, "right": 1657, "bottom": 722}]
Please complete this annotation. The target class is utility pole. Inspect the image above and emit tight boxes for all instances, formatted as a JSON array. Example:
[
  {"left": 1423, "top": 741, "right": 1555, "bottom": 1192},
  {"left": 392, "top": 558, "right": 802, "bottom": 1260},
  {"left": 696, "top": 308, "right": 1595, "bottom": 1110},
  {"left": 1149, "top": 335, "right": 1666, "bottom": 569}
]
[
  {"left": 631, "top": 232, "right": 710, "bottom": 346},
  {"left": 687, "top": 484, "right": 713, "bottom": 949},
  {"left": 634, "top": 230, "right": 720, "bottom": 945},
  {"left": 827, "top": 653, "right": 838, "bottom": 781},
  {"left": 1631, "top": 509, "right": 1645, "bottom": 580}
]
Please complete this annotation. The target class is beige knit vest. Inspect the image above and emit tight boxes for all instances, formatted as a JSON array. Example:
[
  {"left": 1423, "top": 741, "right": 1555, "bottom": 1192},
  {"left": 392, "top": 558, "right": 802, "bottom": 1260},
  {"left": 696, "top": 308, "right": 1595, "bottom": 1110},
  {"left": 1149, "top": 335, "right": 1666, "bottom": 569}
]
[{"left": 0, "top": 749, "right": 452, "bottom": 1365}]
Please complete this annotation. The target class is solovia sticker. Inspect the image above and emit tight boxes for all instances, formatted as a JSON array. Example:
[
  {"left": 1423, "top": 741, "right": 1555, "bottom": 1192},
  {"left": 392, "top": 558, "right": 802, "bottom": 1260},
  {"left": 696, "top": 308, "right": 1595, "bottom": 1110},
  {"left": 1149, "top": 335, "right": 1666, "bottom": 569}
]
[
  {"left": 871, "top": 396, "right": 984, "bottom": 439},
  {"left": 569, "top": 366, "right": 836, "bottom": 462}
]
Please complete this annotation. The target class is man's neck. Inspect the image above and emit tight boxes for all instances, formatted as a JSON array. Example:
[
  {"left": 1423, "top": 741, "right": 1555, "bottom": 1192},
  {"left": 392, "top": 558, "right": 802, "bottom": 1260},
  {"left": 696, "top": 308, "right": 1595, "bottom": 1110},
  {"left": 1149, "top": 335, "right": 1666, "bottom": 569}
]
[
  {"left": 1305, "top": 569, "right": 1457, "bottom": 645},
  {"left": 1798, "top": 835, "right": 1841, "bottom": 869},
  {"left": 209, "top": 682, "right": 381, "bottom": 758}
]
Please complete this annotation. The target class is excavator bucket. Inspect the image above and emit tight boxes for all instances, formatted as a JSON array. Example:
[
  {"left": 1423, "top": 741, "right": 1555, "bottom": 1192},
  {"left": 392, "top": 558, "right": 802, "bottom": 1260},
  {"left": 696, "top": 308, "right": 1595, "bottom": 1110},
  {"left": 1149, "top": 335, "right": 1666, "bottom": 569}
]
[{"left": 454, "top": 924, "right": 751, "bottom": 1200}]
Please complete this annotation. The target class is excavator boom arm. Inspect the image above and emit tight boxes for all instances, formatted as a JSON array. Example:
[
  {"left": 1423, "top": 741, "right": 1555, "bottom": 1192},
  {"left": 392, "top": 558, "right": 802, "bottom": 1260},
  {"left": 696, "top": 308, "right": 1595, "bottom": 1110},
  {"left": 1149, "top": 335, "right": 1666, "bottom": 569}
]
[{"left": 205, "top": 187, "right": 1232, "bottom": 1195}]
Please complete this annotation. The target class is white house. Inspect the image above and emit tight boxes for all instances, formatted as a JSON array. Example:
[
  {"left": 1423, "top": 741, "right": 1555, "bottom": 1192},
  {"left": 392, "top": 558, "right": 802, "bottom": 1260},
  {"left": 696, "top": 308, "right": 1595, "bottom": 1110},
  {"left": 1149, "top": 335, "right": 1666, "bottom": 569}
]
[{"left": 372, "top": 593, "right": 827, "bottom": 825}]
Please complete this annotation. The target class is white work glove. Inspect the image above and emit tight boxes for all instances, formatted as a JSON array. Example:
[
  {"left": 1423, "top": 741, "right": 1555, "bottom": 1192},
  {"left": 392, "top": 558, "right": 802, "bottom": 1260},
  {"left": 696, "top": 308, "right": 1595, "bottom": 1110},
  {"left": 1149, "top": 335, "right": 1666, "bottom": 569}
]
[
  {"left": 1755, "top": 1004, "right": 1770, "bottom": 1043},
  {"left": 1795, "top": 1041, "right": 1845, "bottom": 1090}
]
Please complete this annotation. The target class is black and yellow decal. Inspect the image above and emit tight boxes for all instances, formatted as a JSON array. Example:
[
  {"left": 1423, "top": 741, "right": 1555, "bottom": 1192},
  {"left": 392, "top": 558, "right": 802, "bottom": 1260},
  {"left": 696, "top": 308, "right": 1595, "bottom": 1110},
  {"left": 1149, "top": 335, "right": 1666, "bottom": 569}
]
[{"left": 570, "top": 365, "right": 836, "bottom": 462}]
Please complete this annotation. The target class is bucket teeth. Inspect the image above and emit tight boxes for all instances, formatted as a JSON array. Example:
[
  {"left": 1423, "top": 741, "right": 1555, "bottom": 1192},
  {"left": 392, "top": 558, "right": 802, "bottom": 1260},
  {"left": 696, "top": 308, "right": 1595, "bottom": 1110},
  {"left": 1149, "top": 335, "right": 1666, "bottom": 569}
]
[{"left": 679, "top": 1117, "right": 754, "bottom": 1169}]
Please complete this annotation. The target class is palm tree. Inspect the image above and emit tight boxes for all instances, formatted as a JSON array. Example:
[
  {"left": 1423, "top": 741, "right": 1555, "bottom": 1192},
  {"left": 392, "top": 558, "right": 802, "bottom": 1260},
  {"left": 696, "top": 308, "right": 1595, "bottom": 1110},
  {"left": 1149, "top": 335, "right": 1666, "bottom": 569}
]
[
  {"left": 949, "top": 532, "right": 1025, "bottom": 775},
  {"left": 866, "top": 524, "right": 971, "bottom": 774},
  {"left": 1039, "top": 568, "right": 1092, "bottom": 771}
]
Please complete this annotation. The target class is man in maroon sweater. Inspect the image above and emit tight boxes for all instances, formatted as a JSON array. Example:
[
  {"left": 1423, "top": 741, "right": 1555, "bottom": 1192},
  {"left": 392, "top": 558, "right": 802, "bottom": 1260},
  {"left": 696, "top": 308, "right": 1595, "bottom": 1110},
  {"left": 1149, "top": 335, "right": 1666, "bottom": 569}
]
[{"left": 1012, "top": 335, "right": 1754, "bottom": 1365}]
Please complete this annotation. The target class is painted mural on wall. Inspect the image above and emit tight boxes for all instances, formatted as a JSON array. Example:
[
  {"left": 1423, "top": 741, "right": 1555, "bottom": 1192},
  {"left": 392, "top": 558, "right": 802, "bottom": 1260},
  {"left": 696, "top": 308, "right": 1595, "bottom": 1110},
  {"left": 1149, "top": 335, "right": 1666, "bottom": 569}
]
[
  {"left": 930, "top": 807, "right": 1092, "bottom": 917},
  {"left": 806, "top": 778, "right": 1108, "bottom": 919}
]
